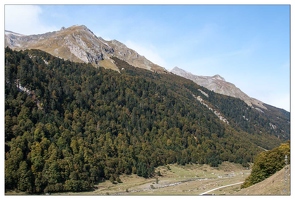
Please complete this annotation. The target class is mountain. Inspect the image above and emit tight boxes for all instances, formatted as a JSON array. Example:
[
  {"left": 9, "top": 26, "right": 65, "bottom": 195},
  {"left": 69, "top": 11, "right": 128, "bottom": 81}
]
[
  {"left": 5, "top": 47, "right": 290, "bottom": 194},
  {"left": 5, "top": 25, "right": 167, "bottom": 73},
  {"left": 3, "top": 25, "right": 284, "bottom": 112},
  {"left": 4, "top": 25, "right": 290, "bottom": 194},
  {"left": 171, "top": 67, "right": 267, "bottom": 110},
  {"left": 170, "top": 65, "right": 291, "bottom": 141}
]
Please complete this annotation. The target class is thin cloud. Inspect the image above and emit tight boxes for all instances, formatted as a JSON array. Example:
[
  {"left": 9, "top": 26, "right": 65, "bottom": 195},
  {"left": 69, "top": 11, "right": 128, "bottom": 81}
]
[
  {"left": 263, "top": 93, "right": 290, "bottom": 112},
  {"left": 5, "top": 5, "right": 57, "bottom": 35},
  {"left": 125, "top": 40, "right": 169, "bottom": 70}
]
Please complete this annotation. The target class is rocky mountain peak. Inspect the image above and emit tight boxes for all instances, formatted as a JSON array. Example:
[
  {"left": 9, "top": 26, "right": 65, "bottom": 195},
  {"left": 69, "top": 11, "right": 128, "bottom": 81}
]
[
  {"left": 171, "top": 67, "right": 267, "bottom": 110},
  {"left": 5, "top": 25, "right": 167, "bottom": 73},
  {"left": 172, "top": 66, "right": 188, "bottom": 74},
  {"left": 212, "top": 74, "right": 225, "bottom": 81}
]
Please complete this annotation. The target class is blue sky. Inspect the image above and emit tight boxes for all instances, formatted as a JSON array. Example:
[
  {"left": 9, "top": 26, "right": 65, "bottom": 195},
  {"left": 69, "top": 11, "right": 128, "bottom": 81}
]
[{"left": 4, "top": 3, "right": 291, "bottom": 111}]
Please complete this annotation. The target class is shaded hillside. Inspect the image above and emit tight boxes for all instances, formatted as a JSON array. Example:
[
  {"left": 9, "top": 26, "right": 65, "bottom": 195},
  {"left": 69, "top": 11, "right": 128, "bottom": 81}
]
[{"left": 5, "top": 48, "right": 288, "bottom": 194}]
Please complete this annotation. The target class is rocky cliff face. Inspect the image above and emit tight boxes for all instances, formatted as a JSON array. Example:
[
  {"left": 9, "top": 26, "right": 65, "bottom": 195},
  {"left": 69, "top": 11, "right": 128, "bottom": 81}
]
[
  {"left": 171, "top": 66, "right": 267, "bottom": 110},
  {"left": 5, "top": 25, "right": 166, "bottom": 73}
]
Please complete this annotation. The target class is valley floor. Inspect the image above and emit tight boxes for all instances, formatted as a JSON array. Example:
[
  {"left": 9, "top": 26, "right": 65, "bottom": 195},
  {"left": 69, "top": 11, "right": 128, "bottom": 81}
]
[
  {"left": 7, "top": 162, "right": 290, "bottom": 196},
  {"left": 54, "top": 162, "right": 252, "bottom": 195}
]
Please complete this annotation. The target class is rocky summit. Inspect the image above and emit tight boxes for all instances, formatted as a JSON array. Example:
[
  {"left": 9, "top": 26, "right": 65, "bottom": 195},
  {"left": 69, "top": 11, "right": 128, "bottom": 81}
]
[{"left": 5, "top": 25, "right": 167, "bottom": 73}]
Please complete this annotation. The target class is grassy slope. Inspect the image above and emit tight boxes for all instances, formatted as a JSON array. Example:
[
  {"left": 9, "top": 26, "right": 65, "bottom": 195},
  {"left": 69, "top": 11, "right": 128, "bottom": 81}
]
[{"left": 235, "top": 165, "right": 290, "bottom": 195}]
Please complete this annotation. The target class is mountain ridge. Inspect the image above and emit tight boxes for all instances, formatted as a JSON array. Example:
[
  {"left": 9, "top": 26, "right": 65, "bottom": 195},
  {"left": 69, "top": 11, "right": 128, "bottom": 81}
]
[
  {"left": 5, "top": 25, "right": 167, "bottom": 73},
  {"left": 5, "top": 25, "right": 286, "bottom": 113},
  {"left": 5, "top": 24, "right": 289, "bottom": 120},
  {"left": 171, "top": 66, "right": 267, "bottom": 110}
]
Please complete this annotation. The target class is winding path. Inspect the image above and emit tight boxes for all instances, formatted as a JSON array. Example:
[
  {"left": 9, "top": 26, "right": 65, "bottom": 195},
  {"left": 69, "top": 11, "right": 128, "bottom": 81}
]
[{"left": 200, "top": 181, "right": 244, "bottom": 195}]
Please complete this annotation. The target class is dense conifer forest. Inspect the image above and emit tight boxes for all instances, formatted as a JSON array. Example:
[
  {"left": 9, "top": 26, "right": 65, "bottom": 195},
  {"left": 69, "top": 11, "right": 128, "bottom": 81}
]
[{"left": 5, "top": 48, "right": 289, "bottom": 193}]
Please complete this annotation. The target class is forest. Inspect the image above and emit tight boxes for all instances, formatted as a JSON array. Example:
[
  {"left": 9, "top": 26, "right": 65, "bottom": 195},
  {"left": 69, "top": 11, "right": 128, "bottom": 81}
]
[{"left": 5, "top": 48, "right": 289, "bottom": 193}]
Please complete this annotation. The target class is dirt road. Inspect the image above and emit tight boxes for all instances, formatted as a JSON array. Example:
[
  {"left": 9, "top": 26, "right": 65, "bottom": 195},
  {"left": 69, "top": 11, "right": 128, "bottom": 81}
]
[{"left": 200, "top": 181, "right": 244, "bottom": 195}]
